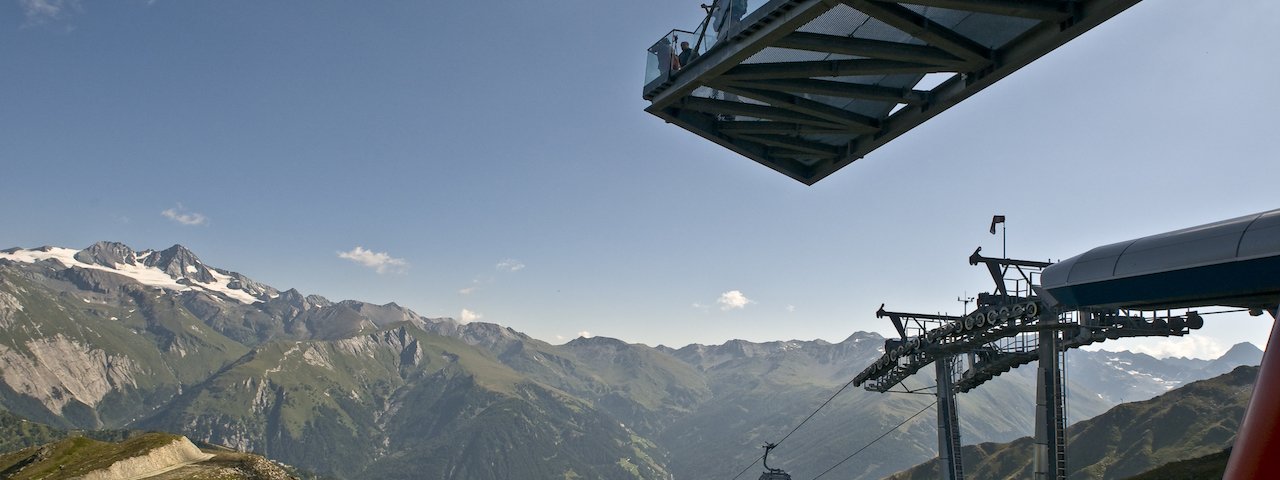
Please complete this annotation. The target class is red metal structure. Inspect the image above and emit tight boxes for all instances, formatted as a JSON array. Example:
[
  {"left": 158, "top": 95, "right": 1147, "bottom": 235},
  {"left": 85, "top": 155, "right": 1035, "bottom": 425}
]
[{"left": 1224, "top": 309, "right": 1280, "bottom": 479}]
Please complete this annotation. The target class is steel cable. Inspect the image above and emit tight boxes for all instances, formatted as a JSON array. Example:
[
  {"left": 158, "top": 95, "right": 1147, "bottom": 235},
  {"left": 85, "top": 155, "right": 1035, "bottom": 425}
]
[
  {"left": 729, "top": 369, "right": 874, "bottom": 479},
  {"left": 810, "top": 400, "right": 938, "bottom": 480}
]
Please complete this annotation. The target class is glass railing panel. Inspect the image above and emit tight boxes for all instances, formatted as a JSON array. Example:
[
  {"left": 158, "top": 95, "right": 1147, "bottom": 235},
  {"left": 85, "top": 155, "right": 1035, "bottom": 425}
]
[
  {"left": 645, "top": 49, "right": 661, "bottom": 86},
  {"left": 646, "top": 0, "right": 775, "bottom": 97},
  {"left": 644, "top": 27, "right": 720, "bottom": 96},
  {"left": 746, "top": 0, "right": 770, "bottom": 20},
  {"left": 644, "top": 31, "right": 678, "bottom": 93}
]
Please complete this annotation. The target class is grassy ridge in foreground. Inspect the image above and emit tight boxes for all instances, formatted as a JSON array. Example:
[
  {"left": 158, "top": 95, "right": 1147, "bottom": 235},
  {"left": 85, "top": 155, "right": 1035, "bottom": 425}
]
[
  {"left": 1122, "top": 447, "right": 1230, "bottom": 480},
  {"left": 0, "top": 432, "right": 182, "bottom": 479}
]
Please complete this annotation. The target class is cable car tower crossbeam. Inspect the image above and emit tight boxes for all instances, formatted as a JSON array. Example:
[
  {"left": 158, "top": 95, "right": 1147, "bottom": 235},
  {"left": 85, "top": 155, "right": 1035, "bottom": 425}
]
[{"left": 852, "top": 250, "right": 1206, "bottom": 480}]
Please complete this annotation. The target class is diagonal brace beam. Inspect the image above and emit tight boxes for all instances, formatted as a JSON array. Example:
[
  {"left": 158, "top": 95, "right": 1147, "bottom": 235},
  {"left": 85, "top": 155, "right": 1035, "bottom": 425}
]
[
  {"left": 727, "top": 133, "right": 842, "bottom": 157},
  {"left": 775, "top": 31, "right": 969, "bottom": 68},
  {"left": 677, "top": 96, "right": 856, "bottom": 130},
  {"left": 724, "top": 78, "right": 930, "bottom": 105},
  {"left": 723, "top": 58, "right": 953, "bottom": 80},
  {"left": 891, "top": 0, "right": 1071, "bottom": 21},
  {"left": 713, "top": 84, "right": 882, "bottom": 133},
  {"left": 843, "top": 0, "right": 993, "bottom": 64},
  {"left": 718, "top": 121, "right": 852, "bottom": 135}
]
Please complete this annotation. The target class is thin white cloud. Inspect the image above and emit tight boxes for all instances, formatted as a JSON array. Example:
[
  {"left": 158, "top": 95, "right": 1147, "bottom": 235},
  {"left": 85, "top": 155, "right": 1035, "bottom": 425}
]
[
  {"left": 458, "top": 276, "right": 490, "bottom": 295},
  {"left": 161, "top": 204, "right": 208, "bottom": 226},
  {"left": 578, "top": 331, "right": 592, "bottom": 338},
  {"left": 18, "top": 0, "right": 80, "bottom": 24},
  {"left": 460, "top": 308, "right": 482, "bottom": 324},
  {"left": 1085, "top": 335, "right": 1229, "bottom": 360},
  {"left": 1130, "top": 336, "right": 1228, "bottom": 359},
  {"left": 337, "top": 246, "right": 409, "bottom": 274},
  {"left": 718, "top": 290, "right": 754, "bottom": 310},
  {"left": 786, "top": 305, "right": 796, "bottom": 312},
  {"left": 496, "top": 259, "right": 525, "bottom": 272}
]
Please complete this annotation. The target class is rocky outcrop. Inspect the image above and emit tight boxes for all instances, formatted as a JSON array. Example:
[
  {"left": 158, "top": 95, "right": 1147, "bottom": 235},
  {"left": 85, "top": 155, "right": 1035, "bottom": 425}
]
[
  {"left": 332, "top": 326, "right": 422, "bottom": 367},
  {"left": 216, "top": 268, "right": 280, "bottom": 300},
  {"left": 340, "top": 301, "right": 428, "bottom": 329},
  {"left": 74, "top": 241, "right": 139, "bottom": 268},
  {"left": 0, "top": 334, "right": 139, "bottom": 413},
  {"left": 0, "top": 290, "right": 21, "bottom": 329},
  {"left": 144, "top": 245, "right": 215, "bottom": 283},
  {"left": 57, "top": 266, "right": 139, "bottom": 295}
]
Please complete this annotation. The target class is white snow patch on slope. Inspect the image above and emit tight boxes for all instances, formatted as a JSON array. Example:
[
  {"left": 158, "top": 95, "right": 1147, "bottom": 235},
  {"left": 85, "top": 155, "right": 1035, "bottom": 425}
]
[
  {"left": 0, "top": 247, "right": 260, "bottom": 304},
  {"left": 204, "top": 268, "right": 259, "bottom": 304}
]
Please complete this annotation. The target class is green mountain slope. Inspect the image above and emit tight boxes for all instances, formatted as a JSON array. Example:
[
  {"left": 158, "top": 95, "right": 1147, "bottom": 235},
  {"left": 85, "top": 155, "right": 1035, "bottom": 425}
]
[
  {"left": 0, "top": 264, "right": 249, "bottom": 429},
  {"left": 140, "top": 324, "right": 669, "bottom": 479},
  {"left": 888, "top": 365, "right": 1257, "bottom": 480},
  {"left": 1122, "top": 447, "right": 1230, "bottom": 480},
  {"left": 0, "top": 409, "right": 67, "bottom": 453}
]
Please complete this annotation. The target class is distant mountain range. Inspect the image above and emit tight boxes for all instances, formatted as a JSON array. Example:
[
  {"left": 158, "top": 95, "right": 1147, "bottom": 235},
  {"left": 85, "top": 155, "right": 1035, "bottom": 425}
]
[{"left": 0, "top": 242, "right": 1263, "bottom": 479}]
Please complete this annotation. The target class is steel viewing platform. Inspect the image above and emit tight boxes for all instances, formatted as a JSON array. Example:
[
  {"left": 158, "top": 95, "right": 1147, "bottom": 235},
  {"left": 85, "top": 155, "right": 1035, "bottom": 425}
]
[{"left": 644, "top": 0, "right": 1142, "bottom": 184}]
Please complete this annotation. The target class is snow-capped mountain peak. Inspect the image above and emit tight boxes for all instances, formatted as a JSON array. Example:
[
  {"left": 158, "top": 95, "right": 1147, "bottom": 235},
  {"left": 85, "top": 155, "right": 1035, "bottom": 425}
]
[{"left": 0, "top": 242, "right": 263, "bottom": 304}]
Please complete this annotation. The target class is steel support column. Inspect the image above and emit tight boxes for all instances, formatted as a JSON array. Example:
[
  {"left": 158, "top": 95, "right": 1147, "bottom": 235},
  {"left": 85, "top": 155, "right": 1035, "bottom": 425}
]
[
  {"left": 936, "top": 356, "right": 963, "bottom": 480},
  {"left": 1034, "top": 311, "right": 1066, "bottom": 480}
]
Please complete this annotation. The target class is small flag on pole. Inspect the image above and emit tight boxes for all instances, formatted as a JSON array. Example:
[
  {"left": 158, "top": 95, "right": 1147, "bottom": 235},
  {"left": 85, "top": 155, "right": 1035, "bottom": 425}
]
[{"left": 989, "top": 215, "right": 1005, "bottom": 235}]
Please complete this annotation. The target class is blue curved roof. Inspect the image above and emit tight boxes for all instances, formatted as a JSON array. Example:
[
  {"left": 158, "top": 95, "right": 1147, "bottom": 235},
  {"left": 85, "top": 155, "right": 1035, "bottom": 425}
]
[{"left": 1041, "top": 208, "right": 1280, "bottom": 310}]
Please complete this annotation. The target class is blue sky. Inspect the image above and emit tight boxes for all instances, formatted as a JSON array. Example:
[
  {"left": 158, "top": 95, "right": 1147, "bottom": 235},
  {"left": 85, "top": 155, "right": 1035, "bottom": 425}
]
[{"left": 1, "top": 0, "right": 1276, "bottom": 358}]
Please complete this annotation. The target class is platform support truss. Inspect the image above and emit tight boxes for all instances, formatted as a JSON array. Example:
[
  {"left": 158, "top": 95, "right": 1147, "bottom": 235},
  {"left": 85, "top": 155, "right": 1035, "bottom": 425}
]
[
  {"left": 936, "top": 356, "right": 964, "bottom": 480},
  {"left": 1033, "top": 311, "right": 1067, "bottom": 480}
]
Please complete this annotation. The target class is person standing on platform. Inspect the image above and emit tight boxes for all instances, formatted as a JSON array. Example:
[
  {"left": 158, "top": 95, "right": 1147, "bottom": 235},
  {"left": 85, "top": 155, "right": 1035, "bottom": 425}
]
[
  {"left": 677, "top": 41, "right": 698, "bottom": 68},
  {"left": 649, "top": 35, "right": 677, "bottom": 79}
]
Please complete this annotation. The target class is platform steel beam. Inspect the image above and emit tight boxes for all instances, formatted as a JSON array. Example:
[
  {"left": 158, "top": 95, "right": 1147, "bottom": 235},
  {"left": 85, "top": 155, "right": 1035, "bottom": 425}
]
[
  {"left": 773, "top": 32, "right": 969, "bottom": 67},
  {"left": 719, "top": 78, "right": 929, "bottom": 105},
  {"left": 722, "top": 58, "right": 953, "bottom": 81},
  {"left": 711, "top": 84, "right": 881, "bottom": 132},
  {"left": 891, "top": 0, "right": 1072, "bottom": 21},
  {"left": 840, "top": 0, "right": 992, "bottom": 64},
  {"left": 716, "top": 120, "right": 850, "bottom": 135}
]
